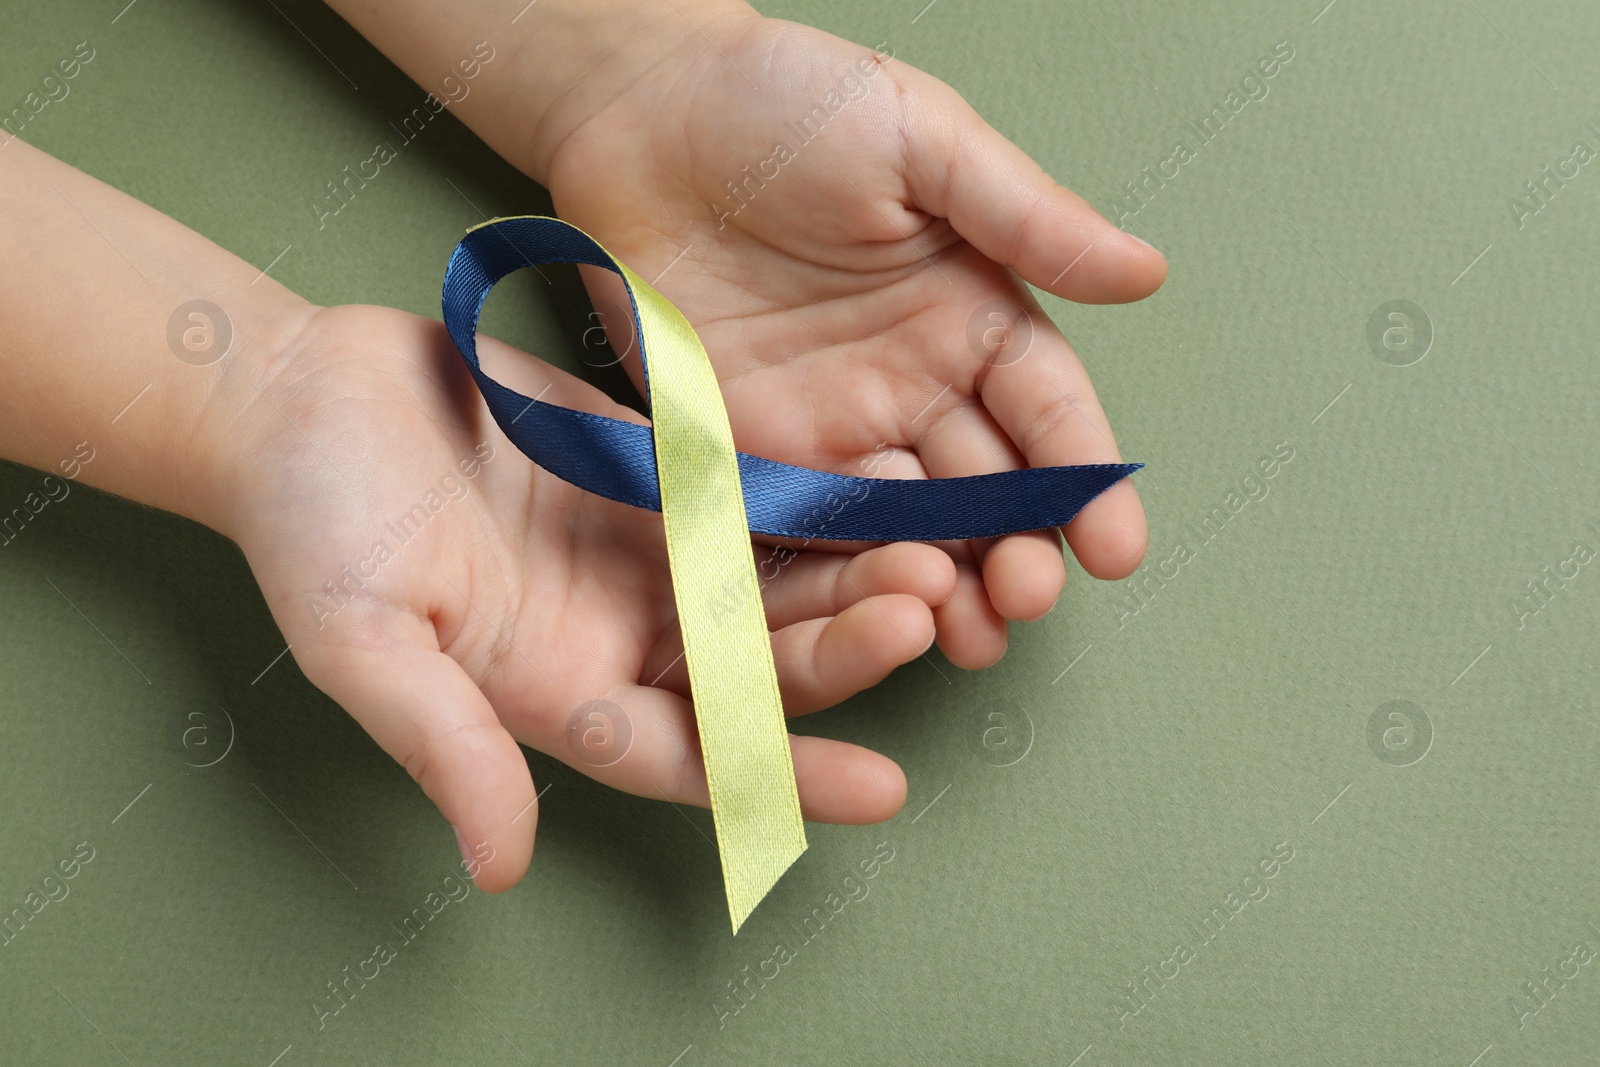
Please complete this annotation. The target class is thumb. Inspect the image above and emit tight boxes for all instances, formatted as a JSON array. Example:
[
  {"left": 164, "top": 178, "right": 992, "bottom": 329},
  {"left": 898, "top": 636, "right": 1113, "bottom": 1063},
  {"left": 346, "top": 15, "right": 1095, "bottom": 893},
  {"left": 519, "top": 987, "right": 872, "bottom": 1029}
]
[
  {"left": 299, "top": 628, "right": 538, "bottom": 893},
  {"left": 895, "top": 65, "right": 1167, "bottom": 304}
]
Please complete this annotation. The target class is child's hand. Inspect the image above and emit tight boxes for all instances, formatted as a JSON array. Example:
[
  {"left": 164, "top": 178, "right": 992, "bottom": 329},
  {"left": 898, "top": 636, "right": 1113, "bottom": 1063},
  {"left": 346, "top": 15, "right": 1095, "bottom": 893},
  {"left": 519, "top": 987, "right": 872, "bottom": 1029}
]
[
  {"left": 221, "top": 303, "right": 956, "bottom": 890},
  {"left": 330, "top": 0, "right": 1166, "bottom": 668},
  {"left": 528, "top": 12, "right": 1167, "bottom": 669}
]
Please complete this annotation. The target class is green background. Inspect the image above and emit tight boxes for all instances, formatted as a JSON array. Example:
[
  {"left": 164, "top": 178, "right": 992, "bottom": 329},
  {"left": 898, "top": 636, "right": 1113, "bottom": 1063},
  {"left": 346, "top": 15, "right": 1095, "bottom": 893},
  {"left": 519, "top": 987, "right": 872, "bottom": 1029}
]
[{"left": 2, "top": 0, "right": 1597, "bottom": 1063}]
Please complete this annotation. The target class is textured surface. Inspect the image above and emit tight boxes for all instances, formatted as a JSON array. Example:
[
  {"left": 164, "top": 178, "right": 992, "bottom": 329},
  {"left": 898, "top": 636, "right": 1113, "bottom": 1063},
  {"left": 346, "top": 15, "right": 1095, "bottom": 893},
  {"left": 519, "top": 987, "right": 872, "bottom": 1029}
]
[{"left": 2, "top": 0, "right": 1598, "bottom": 1064}]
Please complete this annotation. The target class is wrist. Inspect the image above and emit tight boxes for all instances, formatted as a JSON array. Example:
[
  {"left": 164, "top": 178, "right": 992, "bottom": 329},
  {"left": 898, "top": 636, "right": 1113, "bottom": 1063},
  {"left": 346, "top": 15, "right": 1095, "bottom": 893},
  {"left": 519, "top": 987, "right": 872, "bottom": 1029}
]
[
  {"left": 323, "top": 0, "right": 760, "bottom": 187},
  {"left": 510, "top": 0, "right": 762, "bottom": 183},
  {"left": 187, "top": 298, "right": 321, "bottom": 544},
  {"left": 0, "top": 136, "right": 327, "bottom": 548}
]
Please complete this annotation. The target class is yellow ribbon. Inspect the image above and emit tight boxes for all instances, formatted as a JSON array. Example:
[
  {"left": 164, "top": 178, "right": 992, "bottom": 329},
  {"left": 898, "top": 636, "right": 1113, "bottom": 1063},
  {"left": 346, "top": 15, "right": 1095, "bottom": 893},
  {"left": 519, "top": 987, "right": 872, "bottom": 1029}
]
[
  {"left": 615, "top": 259, "right": 807, "bottom": 932},
  {"left": 457, "top": 216, "right": 804, "bottom": 930}
]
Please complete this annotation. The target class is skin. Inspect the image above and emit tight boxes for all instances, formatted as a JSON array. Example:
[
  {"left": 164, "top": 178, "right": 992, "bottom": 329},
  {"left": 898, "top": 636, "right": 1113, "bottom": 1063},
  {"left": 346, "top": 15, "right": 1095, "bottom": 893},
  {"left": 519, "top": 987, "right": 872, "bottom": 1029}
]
[
  {"left": 0, "top": 137, "right": 948, "bottom": 894},
  {"left": 329, "top": 0, "right": 1167, "bottom": 667},
  {"left": 1, "top": 0, "right": 1166, "bottom": 896}
]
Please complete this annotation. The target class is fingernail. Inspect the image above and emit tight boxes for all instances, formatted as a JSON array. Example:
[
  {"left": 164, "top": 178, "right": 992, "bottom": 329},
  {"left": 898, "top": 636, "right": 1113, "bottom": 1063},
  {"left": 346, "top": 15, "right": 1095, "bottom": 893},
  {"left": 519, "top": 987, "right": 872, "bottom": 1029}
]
[
  {"left": 1127, "top": 233, "right": 1157, "bottom": 251},
  {"left": 452, "top": 824, "right": 473, "bottom": 869}
]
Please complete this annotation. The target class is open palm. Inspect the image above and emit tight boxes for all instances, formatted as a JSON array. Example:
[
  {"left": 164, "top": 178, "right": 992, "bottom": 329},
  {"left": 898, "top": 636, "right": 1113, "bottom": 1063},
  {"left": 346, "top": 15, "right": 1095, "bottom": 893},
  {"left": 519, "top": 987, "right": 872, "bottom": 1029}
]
[
  {"left": 228, "top": 304, "right": 958, "bottom": 890},
  {"left": 543, "top": 14, "right": 1166, "bottom": 669}
]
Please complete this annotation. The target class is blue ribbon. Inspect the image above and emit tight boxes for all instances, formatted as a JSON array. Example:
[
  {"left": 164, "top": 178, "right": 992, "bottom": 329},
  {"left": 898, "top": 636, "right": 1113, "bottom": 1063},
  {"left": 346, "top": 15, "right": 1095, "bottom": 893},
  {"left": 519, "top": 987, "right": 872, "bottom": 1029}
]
[{"left": 441, "top": 216, "right": 1140, "bottom": 543}]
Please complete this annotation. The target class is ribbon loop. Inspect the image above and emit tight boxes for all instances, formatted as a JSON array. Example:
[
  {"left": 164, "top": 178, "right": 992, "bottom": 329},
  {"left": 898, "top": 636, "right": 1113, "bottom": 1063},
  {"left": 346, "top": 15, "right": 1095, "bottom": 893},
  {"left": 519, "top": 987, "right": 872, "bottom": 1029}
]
[{"left": 442, "top": 217, "right": 1142, "bottom": 544}]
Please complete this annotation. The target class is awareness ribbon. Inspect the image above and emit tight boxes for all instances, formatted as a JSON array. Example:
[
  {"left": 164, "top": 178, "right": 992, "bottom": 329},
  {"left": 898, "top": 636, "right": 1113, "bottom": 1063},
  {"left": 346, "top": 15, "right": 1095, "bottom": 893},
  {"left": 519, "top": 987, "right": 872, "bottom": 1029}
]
[{"left": 442, "top": 216, "right": 1140, "bottom": 932}]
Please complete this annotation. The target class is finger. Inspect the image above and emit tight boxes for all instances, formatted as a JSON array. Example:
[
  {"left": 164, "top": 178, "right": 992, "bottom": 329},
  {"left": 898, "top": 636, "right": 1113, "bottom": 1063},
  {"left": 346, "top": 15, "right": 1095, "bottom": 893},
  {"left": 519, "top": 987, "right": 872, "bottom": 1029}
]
[
  {"left": 758, "top": 541, "right": 956, "bottom": 632},
  {"left": 643, "top": 589, "right": 938, "bottom": 713},
  {"left": 772, "top": 593, "right": 936, "bottom": 715},
  {"left": 789, "top": 734, "right": 906, "bottom": 824},
  {"left": 930, "top": 556, "right": 1008, "bottom": 669},
  {"left": 890, "top": 332, "right": 1065, "bottom": 627},
  {"left": 893, "top": 65, "right": 1167, "bottom": 303},
  {"left": 297, "top": 614, "right": 537, "bottom": 894},
  {"left": 981, "top": 529, "right": 1069, "bottom": 621},
  {"left": 536, "top": 683, "right": 906, "bottom": 824},
  {"left": 971, "top": 310, "right": 1148, "bottom": 578},
  {"left": 902, "top": 374, "right": 1070, "bottom": 618},
  {"left": 639, "top": 543, "right": 954, "bottom": 694},
  {"left": 747, "top": 428, "right": 1014, "bottom": 659}
]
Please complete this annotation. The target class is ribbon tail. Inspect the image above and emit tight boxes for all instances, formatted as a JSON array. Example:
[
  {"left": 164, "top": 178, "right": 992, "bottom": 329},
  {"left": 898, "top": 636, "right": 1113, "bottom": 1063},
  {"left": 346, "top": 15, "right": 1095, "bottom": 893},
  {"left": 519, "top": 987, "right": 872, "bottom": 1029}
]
[{"left": 620, "top": 263, "right": 808, "bottom": 932}]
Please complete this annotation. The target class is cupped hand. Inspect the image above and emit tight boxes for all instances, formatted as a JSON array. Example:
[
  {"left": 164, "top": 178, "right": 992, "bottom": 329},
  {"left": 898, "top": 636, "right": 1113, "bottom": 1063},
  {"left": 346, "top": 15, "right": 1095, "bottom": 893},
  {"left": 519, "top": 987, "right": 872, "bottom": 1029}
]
[
  {"left": 221, "top": 304, "right": 959, "bottom": 890},
  {"left": 541, "top": 11, "right": 1165, "bottom": 669}
]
